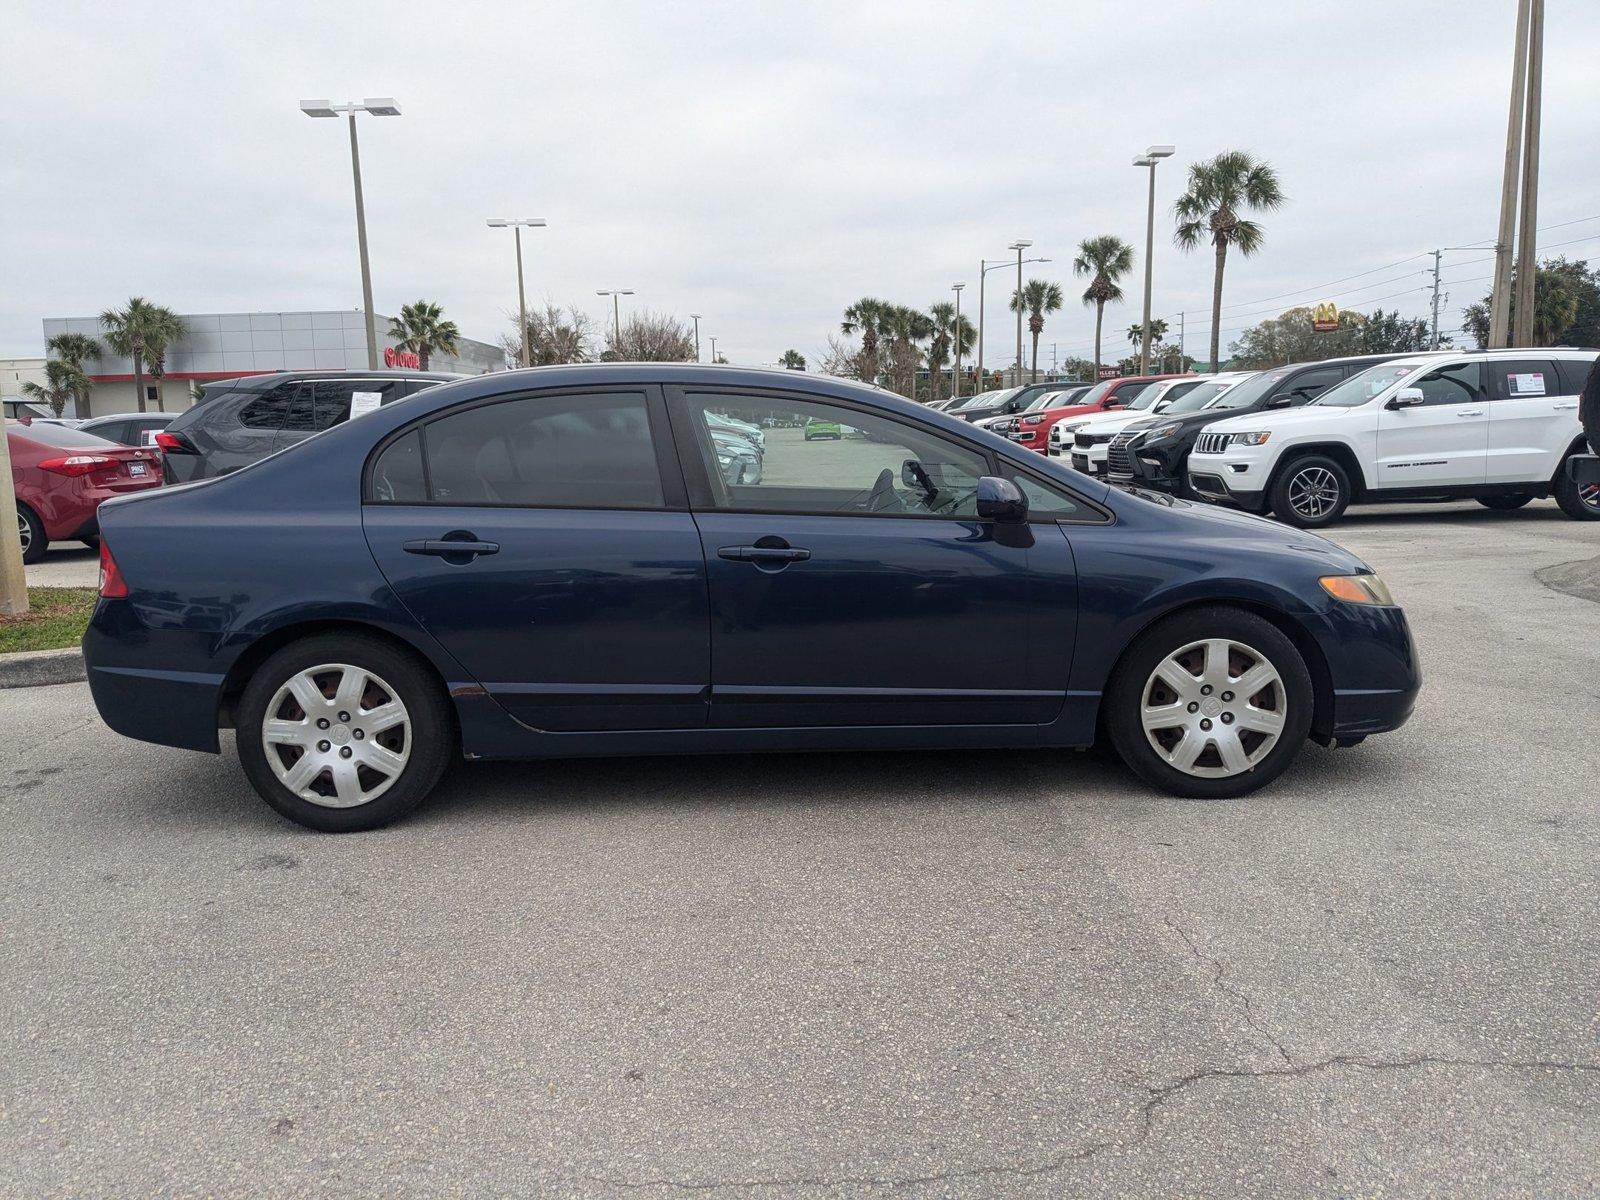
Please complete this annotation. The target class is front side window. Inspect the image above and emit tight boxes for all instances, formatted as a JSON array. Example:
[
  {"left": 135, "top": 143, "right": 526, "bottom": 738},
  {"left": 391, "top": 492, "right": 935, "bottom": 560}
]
[
  {"left": 1412, "top": 362, "right": 1483, "bottom": 406},
  {"left": 1005, "top": 470, "right": 1083, "bottom": 519},
  {"left": 375, "top": 391, "right": 662, "bottom": 509},
  {"left": 681, "top": 393, "right": 989, "bottom": 519}
]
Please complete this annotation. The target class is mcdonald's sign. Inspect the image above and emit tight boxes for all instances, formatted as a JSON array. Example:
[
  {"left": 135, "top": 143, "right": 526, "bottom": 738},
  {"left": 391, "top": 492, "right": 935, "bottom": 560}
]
[{"left": 1311, "top": 302, "right": 1340, "bottom": 332}]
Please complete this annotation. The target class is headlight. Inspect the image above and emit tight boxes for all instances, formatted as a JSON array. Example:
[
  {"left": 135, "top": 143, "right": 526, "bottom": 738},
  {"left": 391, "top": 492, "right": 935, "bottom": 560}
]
[
  {"left": 1023, "top": 414, "right": 1043, "bottom": 425},
  {"left": 1143, "top": 422, "right": 1182, "bottom": 441},
  {"left": 1060, "top": 421, "right": 1088, "bottom": 434},
  {"left": 1319, "top": 573, "right": 1396, "bottom": 606},
  {"left": 716, "top": 453, "right": 733, "bottom": 466},
  {"left": 1229, "top": 431, "right": 1271, "bottom": 446}
]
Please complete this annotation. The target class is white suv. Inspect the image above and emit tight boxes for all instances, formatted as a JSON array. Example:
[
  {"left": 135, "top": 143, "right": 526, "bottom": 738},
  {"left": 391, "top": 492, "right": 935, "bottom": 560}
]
[{"left": 1186, "top": 349, "right": 1599, "bottom": 527}]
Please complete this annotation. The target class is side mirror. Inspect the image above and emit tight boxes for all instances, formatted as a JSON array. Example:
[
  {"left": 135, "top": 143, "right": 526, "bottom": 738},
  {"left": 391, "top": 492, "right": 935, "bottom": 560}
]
[
  {"left": 1387, "top": 387, "right": 1425, "bottom": 410},
  {"left": 976, "top": 476, "right": 1028, "bottom": 523},
  {"left": 1265, "top": 394, "right": 1294, "bottom": 409},
  {"left": 1105, "top": 402, "right": 1125, "bottom": 411},
  {"left": 1152, "top": 399, "right": 1172, "bottom": 411}
]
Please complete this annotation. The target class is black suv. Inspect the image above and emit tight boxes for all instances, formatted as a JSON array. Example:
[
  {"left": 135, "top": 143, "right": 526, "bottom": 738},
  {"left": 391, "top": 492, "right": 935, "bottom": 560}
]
[
  {"left": 158, "top": 370, "right": 464, "bottom": 482},
  {"left": 1105, "top": 354, "right": 1409, "bottom": 493}
]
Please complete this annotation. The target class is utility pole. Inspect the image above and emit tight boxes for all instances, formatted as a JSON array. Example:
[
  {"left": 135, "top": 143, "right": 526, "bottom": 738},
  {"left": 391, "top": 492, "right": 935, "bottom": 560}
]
[
  {"left": 951, "top": 283, "right": 965, "bottom": 399},
  {"left": 1512, "top": 0, "right": 1544, "bottom": 348},
  {"left": 0, "top": 429, "right": 27, "bottom": 615},
  {"left": 1178, "top": 312, "right": 1186, "bottom": 370},
  {"left": 690, "top": 314, "right": 702, "bottom": 362},
  {"left": 709, "top": 336, "right": 718, "bottom": 363},
  {"left": 1430, "top": 250, "right": 1443, "bottom": 350},
  {"left": 1490, "top": 0, "right": 1533, "bottom": 347}
]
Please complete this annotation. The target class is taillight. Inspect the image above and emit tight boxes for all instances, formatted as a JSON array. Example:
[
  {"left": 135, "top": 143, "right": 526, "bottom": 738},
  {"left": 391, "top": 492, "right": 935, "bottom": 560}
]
[
  {"left": 38, "top": 454, "right": 118, "bottom": 477},
  {"left": 154, "top": 431, "right": 193, "bottom": 453},
  {"left": 98, "top": 539, "right": 129, "bottom": 598}
]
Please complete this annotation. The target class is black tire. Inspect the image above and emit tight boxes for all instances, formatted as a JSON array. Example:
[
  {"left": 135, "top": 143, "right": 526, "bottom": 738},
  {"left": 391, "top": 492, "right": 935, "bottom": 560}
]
[
  {"left": 1270, "top": 455, "right": 1351, "bottom": 529},
  {"left": 16, "top": 503, "right": 46, "bottom": 565},
  {"left": 1476, "top": 493, "right": 1534, "bottom": 511},
  {"left": 79, "top": 535, "right": 101, "bottom": 550},
  {"left": 1105, "top": 605, "right": 1315, "bottom": 800},
  {"left": 236, "top": 633, "right": 455, "bottom": 832},
  {"left": 1553, "top": 460, "right": 1600, "bottom": 521}
]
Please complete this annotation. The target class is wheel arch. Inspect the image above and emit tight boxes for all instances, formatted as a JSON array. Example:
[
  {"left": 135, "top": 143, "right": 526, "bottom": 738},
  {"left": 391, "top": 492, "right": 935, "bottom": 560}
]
[
  {"left": 217, "top": 618, "right": 460, "bottom": 737},
  {"left": 1266, "top": 441, "right": 1368, "bottom": 502},
  {"left": 1549, "top": 434, "right": 1591, "bottom": 485},
  {"left": 1100, "top": 595, "right": 1335, "bottom": 741}
]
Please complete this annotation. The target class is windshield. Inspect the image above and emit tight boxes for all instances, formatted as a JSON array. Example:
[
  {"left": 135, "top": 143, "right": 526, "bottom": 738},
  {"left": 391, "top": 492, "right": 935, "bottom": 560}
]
[
  {"left": 1161, "top": 379, "right": 1241, "bottom": 414},
  {"left": 1202, "top": 371, "right": 1287, "bottom": 412},
  {"left": 952, "top": 387, "right": 1017, "bottom": 412},
  {"left": 1312, "top": 362, "right": 1419, "bottom": 407}
]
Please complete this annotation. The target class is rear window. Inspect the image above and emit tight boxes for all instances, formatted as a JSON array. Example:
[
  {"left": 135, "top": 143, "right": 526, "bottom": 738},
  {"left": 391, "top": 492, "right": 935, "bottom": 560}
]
[{"left": 11, "top": 422, "right": 121, "bottom": 449}]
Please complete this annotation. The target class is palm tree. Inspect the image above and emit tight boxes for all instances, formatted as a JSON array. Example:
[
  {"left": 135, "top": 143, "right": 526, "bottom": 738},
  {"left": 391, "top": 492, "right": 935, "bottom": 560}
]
[
  {"left": 1174, "top": 151, "right": 1286, "bottom": 372},
  {"left": 778, "top": 349, "right": 807, "bottom": 371},
  {"left": 881, "top": 305, "right": 934, "bottom": 398},
  {"left": 841, "top": 298, "right": 890, "bottom": 385},
  {"left": 1126, "top": 317, "right": 1169, "bottom": 347},
  {"left": 22, "top": 360, "right": 89, "bottom": 418},
  {"left": 100, "top": 298, "right": 187, "bottom": 412},
  {"left": 387, "top": 301, "right": 460, "bottom": 370},
  {"left": 1071, "top": 237, "right": 1134, "bottom": 383},
  {"left": 45, "top": 331, "right": 102, "bottom": 418},
  {"left": 925, "top": 302, "right": 977, "bottom": 403},
  {"left": 1009, "top": 279, "right": 1064, "bottom": 382}
]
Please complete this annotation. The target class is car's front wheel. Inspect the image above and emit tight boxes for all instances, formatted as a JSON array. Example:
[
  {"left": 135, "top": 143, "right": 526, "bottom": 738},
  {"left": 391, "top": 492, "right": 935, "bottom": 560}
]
[
  {"left": 1270, "top": 455, "right": 1351, "bottom": 528},
  {"left": 1105, "top": 606, "right": 1314, "bottom": 799},
  {"left": 236, "top": 633, "right": 455, "bottom": 832}
]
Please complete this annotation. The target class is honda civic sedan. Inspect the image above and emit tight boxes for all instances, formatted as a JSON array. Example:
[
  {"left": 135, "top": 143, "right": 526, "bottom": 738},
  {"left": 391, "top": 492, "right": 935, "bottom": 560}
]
[{"left": 82, "top": 365, "right": 1420, "bottom": 831}]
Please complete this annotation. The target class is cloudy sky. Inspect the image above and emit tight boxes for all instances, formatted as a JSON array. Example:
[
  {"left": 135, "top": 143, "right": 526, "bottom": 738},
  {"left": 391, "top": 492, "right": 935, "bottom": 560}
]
[{"left": 4, "top": 0, "right": 1597, "bottom": 369}]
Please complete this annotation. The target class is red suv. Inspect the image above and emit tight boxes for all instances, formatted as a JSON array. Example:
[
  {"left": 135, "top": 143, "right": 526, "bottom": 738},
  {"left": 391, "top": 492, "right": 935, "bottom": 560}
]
[
  {"left": 995, "top": 374, "right": 1194, "bottom": 453},
  {"left": 9, "top": 421, "right": 164, "bottom": 563}
]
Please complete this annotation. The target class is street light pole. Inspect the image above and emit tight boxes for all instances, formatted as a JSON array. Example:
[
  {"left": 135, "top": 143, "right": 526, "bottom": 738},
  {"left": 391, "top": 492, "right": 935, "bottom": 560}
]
[
  {"left": 709, "top": 336, "right": 718, "bottom": 363},
  {"left": 488, "top": 218, "right": 547, "bottom": 368},
  {"left": 690, "top": 314, "right": 702, "bottom": 362},
  {"left": 1133, "top": 144, "right": 1175, "bottom": 375},
  {"left": 596, "top": 290, "right": 634, "bottom": 350},
  {"left": 977, "top": 255, "right": 1051, "bottom": 392},
  {"left": 300, "top": 99, "right": 402, "bottom": 370},
  {"left": 951, "top": 283, "right": 965, "bottom": 400},
  {"left": 1010, "top": 240, "right": 1031, "bottom": 385}
]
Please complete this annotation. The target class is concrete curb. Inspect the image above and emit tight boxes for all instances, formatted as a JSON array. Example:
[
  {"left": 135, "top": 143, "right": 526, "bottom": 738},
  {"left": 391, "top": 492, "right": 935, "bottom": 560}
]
[{"left": 0, "top": 647, "right": 87, "bottom": 689}]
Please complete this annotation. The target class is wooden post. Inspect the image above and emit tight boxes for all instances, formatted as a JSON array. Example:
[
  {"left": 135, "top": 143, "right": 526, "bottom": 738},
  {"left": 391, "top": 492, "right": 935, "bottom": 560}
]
[{"left": 0, "top": 425, "right": 29, "bottom": 616}]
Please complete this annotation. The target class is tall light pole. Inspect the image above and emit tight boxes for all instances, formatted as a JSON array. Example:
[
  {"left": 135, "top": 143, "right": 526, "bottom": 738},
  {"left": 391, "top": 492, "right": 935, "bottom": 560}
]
[
  {"left": 487, "top": 218, "right": 546, "bottom": 368},
  {"left": 977, "top": 255, "right": 1050, "bottom": 392},
  {"left": 596, "top": 290, "right": 634, "bottom": 348},
  {"left": 300, "top": 98, "right": 401, "bottom": 370},
  {"left": 1010, "top": 240, "right": 1031, "bottom": 385},
  {"left": 1133, "top": 145, "right": 1175, "bottom": 375},
  {"left": 950, "top": 282, "right": 965, "bottom": 400},
  {"left": 689, "top": 313, "right": 702, "bottom": 362},
  {"left": 709, "top": 336, "right": 718, "bottom": 363}
]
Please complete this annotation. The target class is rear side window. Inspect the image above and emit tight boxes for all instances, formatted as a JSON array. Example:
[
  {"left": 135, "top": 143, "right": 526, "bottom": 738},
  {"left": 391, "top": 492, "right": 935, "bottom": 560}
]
[
  {"left": 238, "top": 384, "right": 299, "bottom": 431},
  {"left": 1489, "top": 359, "right": 1558, "bottom": 400},
  {"left": 315, "top": 379, "right": 409, "bottom": 429},
  {"left": 1555, "top": 358, "right": 1595, "bottom": 395},
  {"left": 370, "top": 392, "right": 663, "bottom": 509}
]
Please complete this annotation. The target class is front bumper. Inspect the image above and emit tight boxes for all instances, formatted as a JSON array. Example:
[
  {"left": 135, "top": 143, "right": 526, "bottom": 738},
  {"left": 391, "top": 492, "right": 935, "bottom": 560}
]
[
  {"left": 1184, "top": 445, "right": 1276, "bottom": 510},
  {"left": 1106, "top": 439, "right": 1185, "bottom": 492}
]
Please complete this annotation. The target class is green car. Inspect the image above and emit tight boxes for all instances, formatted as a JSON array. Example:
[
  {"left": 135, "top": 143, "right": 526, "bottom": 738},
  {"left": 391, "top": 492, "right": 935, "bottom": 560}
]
[{"left": 804, "top": 417, "right": 842, "bottom": 441}]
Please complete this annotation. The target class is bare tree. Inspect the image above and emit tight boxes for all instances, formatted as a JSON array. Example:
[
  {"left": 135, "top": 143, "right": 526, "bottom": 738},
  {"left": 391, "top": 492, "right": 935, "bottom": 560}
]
[
  {"left": 819, "top": 333, "right": 861, "bottom": 378},
  {"left": 502, "top": 303, "right": 595, "bottom": 366},
  {"left": 604, "top": 311, "right": 696, "bottom": 362}
]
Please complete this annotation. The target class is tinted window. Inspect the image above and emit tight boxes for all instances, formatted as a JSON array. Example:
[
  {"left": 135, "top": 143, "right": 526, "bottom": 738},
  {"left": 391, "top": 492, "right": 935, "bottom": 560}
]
[
  {"left": 87, "top": 420, "right": 131, "bottom": 445},
  {"left": 1413, "top": 362, "right": 1483, "bottom": 406},
  {"left": 370, "top": 429, "right": 427, "bottom": 502},
  {"left": 237, "top": 384, "right": 297, "bottom": 431},
  {"left": 682, "top": 393, "right": 989, "bottom": 519},
  {"left": 1555, "top": 358, "right": 1596, "bottom": 395},
  {"left": 315, "top": 379, "right": 409, "bottom": 430},
  {"left": 277, "top": 383, "right": 319, "bottom": 433},
  {"left": 1005, "top": 470, "right": 1083, "bottom": 519},
  {"left": 1109, "top": 382, "right": 1152, "bottom": 405},
  {"left": 1489, "top": 359, "right": 1557, "bottom": 400},
  {"left": 423, "top": 392, "right": 662, "bottom": 508},
  {"left": 1313, "top": 362, "right": 1422, "bottom": 407},
  {"left": 1275, "top": 366, "right": 1343, "bottom": 404},
  {"left": 1206, "top": 371, "right": 1288, "bottom": 412}
]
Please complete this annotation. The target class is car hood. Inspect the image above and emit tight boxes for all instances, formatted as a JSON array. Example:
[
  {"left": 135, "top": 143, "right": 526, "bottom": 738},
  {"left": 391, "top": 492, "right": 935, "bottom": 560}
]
[
  {"left": 1064, "top": 410, "right": 1153, "bottom": 435},
  {"left": 1200, "top": 405, "right": 1359, "bottom": 434},
  {"left": 1138, "top": 491, "right": 1373, "bottom": 572}
]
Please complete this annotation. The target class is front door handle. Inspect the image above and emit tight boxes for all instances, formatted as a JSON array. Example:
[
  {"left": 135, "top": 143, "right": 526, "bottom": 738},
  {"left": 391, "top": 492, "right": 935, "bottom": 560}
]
[
  {"left": 403, "top": 538, "right": 500, "bottom": 558},
  {"left": 1456, "top": 409, "right": 1485, "bottom": 417},
  {"left": 717, "top": 545, "right": 811, "bottom": 563}
]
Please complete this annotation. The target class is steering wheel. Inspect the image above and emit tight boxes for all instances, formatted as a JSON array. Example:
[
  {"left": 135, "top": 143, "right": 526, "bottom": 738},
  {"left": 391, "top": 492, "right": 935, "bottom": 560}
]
[{"left": 865, "top": 467, "right": 903, "bottom": 513}]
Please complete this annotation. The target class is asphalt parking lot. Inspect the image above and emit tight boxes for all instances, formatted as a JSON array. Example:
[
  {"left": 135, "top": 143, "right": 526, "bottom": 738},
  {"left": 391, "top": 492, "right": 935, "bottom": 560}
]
[{"left": 3, "top": 500, "right": 1597, "bottom": 1197}]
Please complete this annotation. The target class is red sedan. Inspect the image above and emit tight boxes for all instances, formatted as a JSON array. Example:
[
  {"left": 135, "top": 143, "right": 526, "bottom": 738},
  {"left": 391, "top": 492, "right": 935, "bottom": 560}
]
[
  {"left": 993, "top": 373, "right": 1194, "bottom": 452},
  {"left": 9, "top": 421, "right": 164, "bottom": 563}
]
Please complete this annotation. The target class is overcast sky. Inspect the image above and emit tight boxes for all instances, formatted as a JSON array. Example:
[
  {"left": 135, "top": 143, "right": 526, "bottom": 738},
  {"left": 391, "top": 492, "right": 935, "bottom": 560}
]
[{"left": 4, "top": 0, "right": 1597, "bottom": 369}]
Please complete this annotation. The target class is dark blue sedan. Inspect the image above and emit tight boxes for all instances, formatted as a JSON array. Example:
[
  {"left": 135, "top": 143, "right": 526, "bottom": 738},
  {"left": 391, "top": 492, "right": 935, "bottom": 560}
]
[{"left": 83, "top": 365, "right": 1419, "bottom": 831}]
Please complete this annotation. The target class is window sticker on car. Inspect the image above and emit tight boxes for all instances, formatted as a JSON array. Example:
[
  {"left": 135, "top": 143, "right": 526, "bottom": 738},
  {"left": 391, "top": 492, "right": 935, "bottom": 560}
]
[
  {"left": 349, "top": 391, "right": 384, "bottom": 418},
  {"left": 1508, "top": 372, "right": 1546, "bottom": 396}
]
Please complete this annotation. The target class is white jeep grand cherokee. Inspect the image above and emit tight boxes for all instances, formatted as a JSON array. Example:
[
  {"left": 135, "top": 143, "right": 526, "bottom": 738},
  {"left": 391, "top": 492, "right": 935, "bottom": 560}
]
[{"left": 1185, "top": 349, "right": 1599, "bottom": 528}]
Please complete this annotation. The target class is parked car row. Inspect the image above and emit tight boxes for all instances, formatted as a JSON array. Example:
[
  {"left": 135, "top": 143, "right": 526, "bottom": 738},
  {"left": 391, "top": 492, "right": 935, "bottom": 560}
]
[{"left": 8, "top": 420, "right": 165, "bottom": 562}]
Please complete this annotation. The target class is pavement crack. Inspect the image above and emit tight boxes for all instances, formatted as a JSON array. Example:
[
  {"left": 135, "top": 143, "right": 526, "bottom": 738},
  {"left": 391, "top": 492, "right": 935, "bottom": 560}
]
[{"left": 1164, "top": 915, "right": 1294, "bottom": 1066}]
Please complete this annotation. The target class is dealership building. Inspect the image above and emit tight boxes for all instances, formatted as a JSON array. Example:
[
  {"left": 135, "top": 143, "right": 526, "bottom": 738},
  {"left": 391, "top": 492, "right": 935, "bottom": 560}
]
[{"left": 38, "top": 309, "right": 505, "bottom": 417}]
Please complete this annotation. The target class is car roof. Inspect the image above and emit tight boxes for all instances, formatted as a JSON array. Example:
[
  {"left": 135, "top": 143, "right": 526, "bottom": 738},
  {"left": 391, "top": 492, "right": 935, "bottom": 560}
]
[{"left": 212, "top": 368, "right": 470, "bottom": 389}]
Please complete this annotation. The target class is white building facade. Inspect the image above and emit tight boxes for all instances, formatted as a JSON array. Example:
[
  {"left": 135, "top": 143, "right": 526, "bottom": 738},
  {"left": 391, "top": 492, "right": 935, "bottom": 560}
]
[{"left": 41, "top": 310, "right": 505, "bottom": 416}]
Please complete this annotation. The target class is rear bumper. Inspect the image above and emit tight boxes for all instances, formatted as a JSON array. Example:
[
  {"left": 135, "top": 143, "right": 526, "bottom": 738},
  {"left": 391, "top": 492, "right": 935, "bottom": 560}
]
[{"left": 83, "top": 616, "right": 223, "bottom": 753}]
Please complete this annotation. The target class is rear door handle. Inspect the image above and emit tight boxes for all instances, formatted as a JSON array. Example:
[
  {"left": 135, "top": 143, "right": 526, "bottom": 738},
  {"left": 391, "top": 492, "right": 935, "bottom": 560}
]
[
  {"left": 1554, "top": 402, "right": 1578, "bottom": 411},
  {"left": 403, "top": 539, "right": 500, "bottom": 558},
  {"left": 1456, "top": 409, "right": 1485, "bottom": 417},
  {"left": 717, "top": 545, "right": 811, "bottom": 563}
]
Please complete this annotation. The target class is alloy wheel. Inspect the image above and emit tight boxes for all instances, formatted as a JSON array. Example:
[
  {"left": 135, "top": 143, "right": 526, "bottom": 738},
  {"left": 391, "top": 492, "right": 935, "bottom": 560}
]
[
  {"left": 1287, "top": 467, "right": 1340, "bottom": 519},
  {"left": 16, "top": 511, "right": 29, "bottom": 556},
  {"left": 262, "top": 663, "right": 412, "bottom": 808},
  {"left": 1580, "top": 481, "right": 1600, "bottom": 512},
  {"left": 1140, "top": 638, "right": 1287, "bottom": 778}
]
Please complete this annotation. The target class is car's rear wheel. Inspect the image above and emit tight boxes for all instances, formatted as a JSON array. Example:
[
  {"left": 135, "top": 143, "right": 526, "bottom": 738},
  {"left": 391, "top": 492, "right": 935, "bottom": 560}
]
[
  {"left": 1105, "top": 606, "right": 1314, "bottom": 799},
  {"left": 1477, "top": 493, "right": 1534, "bottom": 511},
  {"left": 16, "top": 503, "right": 46, "bottom": 565},
  {"left": 1553, "top": 459, "right": 1600, "bottom": 521},
  {"left": 236, "top": 634, "right": 454, "bottom": 832},
  {"left": 1270, "top": 455, "right": 1351, "bottom": 528}
]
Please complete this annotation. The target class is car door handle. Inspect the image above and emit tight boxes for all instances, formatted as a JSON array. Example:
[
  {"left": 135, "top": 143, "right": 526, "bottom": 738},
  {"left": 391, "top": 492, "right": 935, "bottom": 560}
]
[
  {"left": 403, "top": 538, "right": 500, "bottom": 558},
  {"left": 1456, "top": 409, "right": 1485, "bottom": 417},
  {"left": 717, "top": 545, "right": 811, "bottom": 563},
  {"left": 1554, "top": 402, "right": 1578, "bottom": 411}
]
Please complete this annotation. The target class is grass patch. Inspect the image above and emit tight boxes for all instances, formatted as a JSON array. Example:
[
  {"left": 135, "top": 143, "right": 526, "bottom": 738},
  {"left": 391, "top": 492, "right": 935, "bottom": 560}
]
[{"left": 0, "top": 587, "right": 98, "bottom": 654}]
